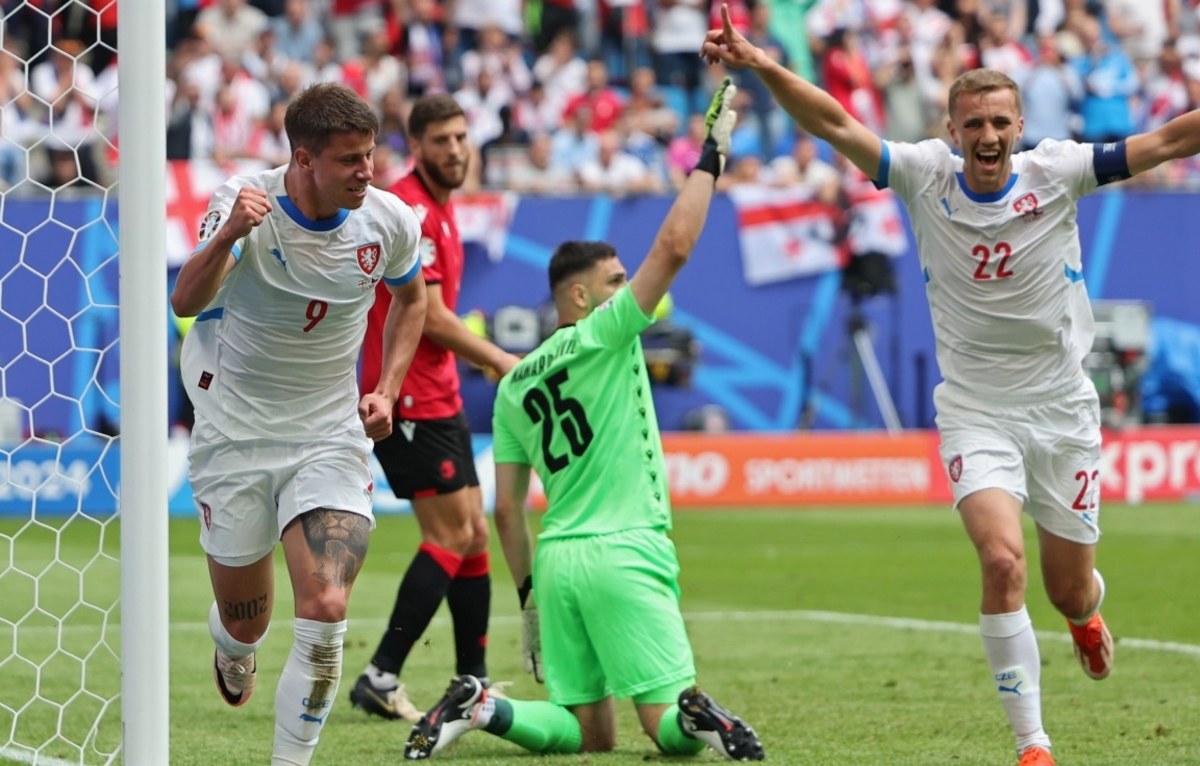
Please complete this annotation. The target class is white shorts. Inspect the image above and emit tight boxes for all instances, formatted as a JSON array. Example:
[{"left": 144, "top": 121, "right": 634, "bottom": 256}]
[
  {"left": 934, "top": 379, "right": 1102, "bottom": 545},
  {"left": 188, "top": 418, "right": 376, "bottom": 566}
]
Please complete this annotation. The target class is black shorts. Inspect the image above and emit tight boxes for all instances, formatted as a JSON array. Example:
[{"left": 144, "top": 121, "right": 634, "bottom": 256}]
[{"left": 374, "top": 411, "right": 479, "bottom": 500}]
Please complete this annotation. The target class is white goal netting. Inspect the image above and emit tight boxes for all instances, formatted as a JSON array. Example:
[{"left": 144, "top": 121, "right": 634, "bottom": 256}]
[{"left": 0, "top": 1, "right": 123, "bottom": 764}]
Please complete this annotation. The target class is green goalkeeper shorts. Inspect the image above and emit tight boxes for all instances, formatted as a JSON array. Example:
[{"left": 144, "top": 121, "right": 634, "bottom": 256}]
[{"left": 534, "top": 527, "right": 696, "bottom": 706}]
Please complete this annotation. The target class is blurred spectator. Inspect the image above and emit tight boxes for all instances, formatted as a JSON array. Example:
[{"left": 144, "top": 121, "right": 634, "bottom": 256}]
[
  {"left": 508, "top": 132, "right": 579, "bottom": 194},
  {"left": 166, "top": 67, "right": 205, "bottom": 160},
  {"left": 514, "top": 79, "right": 566, "bottom": 135},
  {"left": 327, "top": 0, "right": 386, "bottom": 62},
  {"left": 562, "top": 58, "right": 625, "bottom": 132},
  {"left": 529, "top": 0, "right": 581, "bottom": 55},
  {"left": 550, "top": 102, "right": 600, "bottom": 168},
  {"left": 194, "top": 0, "right": 270, "bottom": 60},
  {"left": 309, "top": 37, "right": 346, "bottom": 84},
  {"left": 1141, "top": 37, "right": 1192, "bottom": 132},
  {"left": 532, "top": 29, "right": 589, "bottom": 118},
  {"left": 598, "top": 0, "right": 653, "bottom": 85},
  {"left": 390, "top": 0, "right": 447, "bottom": 96},
  {"left": 577, "top": 128, "right": 662, "bottom": 195},
  {"left": 979, "top": 9, "right": 1034, "bottom": 82},
  {"left": 37, "top": 147, "right": 95, "bottom": 195},
  {"left": 665, "top": 113, "right": 706, "bottom": 190},
  {"left": 270, "top": 0, "right": 325, "bottom": 65},
  {"left": 376, "top": 86, "right": 411, "bottom": 154},
  {"left": 1071, "top": 11, "right": 1140, "bottom": 142},
  {"left": 461, "top": 22, "right": 533, "bottom": 98},
  {"left": 451, "top": 0, "right": 524, "bottom": 54},
  {"left": 357, "top": 27, "right": 407, "bottom": 105},
  {"left": 651, "top": 0, "right": 707, "bottom": 114},
  {"left": 210, "top": 83, "right": 260, "bottom": 164},
  {"left": 766, "top": 132, "right": 840, "bottom": 203},
  {"left": 717, "top": 154, "right": 764, "bottom": 190},
  {"left": 30, "top": 39, "right": 105, "bottom": 185},
  {"left": 453, "top": 67, "right": 514, "bottom": 146},
  {"left": 0, "top": 43, "right": 39, "bottom": 189},
  {"left": 821, "top": 27, "right": 885, "bottom": 134},
  {"left": 480, "top": 104, "right": 531, "bottom": 187},
  {"left": 1104, "top": 0, "right": 1175, "bottom": 65},
  {"left": 249, "top": 98, "right": 291, "bottom": 166},
  {"left": 877, "top": 47, "right": 932, "bottom": 143},
  {"left": 733, "top": 2, "right": 790, "bottom": 158},
  {"left": 767, "top": 0, "right": 823, "bottom": 83},
  {"left": 1018, "top": 33, "right": 1082, "bottom": 148},
  {"left": 624, "top": 66, "right": 680, "bottom": 142}
]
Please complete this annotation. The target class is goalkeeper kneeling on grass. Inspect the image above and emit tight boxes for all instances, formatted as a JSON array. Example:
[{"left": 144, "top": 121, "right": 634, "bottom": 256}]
[{"left": 402, "top": 78, "right": 765, "bottom": 762}]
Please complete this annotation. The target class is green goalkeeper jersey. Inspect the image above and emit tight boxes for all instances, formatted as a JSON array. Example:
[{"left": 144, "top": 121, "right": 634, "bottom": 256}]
[{"left": 492, "top": 286, "right": 671, "bottom": 539}]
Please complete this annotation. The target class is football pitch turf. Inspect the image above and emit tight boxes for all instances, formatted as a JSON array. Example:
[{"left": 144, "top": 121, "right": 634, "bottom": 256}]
[{"left": 2, "top": 504, "right": 1199, "bottom": 765}]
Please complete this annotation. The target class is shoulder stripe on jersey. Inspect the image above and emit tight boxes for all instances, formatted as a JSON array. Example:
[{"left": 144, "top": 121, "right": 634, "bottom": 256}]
[
  {"left": 276, "top": 195, "right": 349, "bottom": 231},
  {"left": 1063, "top": 264, "right": 1084, "bottom": 283},
  {"left": 384, "top": 257, "right": 422, "bottom": 286},
  {"left": 196, "top": 307, "right": 224, "bottom": 322}
]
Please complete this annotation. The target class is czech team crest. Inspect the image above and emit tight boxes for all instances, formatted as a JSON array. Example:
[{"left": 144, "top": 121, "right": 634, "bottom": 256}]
[
  {"left": 356, "top": 243, "right": 382, "bottom": 274},
  {"left": 948, "top": 454, "right": 963, "bottom": 483}
]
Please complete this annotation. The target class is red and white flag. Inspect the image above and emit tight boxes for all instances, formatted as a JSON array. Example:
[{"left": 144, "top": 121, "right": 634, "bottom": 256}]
[{"left": 728, "top": 184, "right": 846, "bottom": 286}]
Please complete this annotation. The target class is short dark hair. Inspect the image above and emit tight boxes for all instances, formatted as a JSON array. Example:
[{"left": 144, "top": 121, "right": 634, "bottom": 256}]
[
  {"left": 548, "top": 241, "right": 616, "bottom": 294},
  {"left": 284, "top": 83, "right": 378, "bottom": 155},
  {"left": 407, "top": 93, "right": 466, "bottom": 139}
]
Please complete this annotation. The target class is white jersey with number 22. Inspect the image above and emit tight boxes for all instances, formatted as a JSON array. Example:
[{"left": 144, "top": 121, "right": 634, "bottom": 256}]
[{"left": 879, "top": 138, "right": 1102, "bottom": 402}]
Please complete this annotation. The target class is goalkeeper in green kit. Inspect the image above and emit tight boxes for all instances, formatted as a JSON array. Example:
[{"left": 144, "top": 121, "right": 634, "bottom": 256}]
[{"left": 403, "top": 78, "right": 765, "bottom": 762}]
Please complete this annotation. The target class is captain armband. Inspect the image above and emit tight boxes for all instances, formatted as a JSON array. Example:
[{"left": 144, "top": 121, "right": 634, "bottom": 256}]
[{"left": 1094, "top": 140, "right": 1131, "bottom": 186}]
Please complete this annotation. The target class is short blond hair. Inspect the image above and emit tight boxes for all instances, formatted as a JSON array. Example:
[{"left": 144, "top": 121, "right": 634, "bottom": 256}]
[{"left": 947, "top": 68, "right": 1022, "bottom": 116}]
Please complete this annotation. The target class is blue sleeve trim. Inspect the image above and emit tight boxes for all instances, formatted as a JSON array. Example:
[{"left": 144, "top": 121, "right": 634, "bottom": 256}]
[
  {"left": 1093, "top": 140, "right": 1131, "bottom": 186},
  {"left": 196, "top": 307, "right": 225, "bottom": 322},
  {"left": 874, "top": 139, "right": 892, "bottom": 189},
  {"left": 383, "top": 258, "right": 421, "bottom": 286}
]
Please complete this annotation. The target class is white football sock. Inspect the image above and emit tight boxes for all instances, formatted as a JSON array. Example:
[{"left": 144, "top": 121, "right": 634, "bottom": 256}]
[
  {"left": 272, "top": 618, "right": 347, "bottom": 766},
  {"left": 1069, "top": 569, "right": 1106, "bottom": 625},
  {"left": 980, "top": 607, "right": 1050, "bottom": 755},
  {"left": 209, "top": 601, "right": 266, "bottom": 659}
]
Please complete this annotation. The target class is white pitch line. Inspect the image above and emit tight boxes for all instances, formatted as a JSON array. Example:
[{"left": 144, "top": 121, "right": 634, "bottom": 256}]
[
  {"left": 8, "top": 609, "right": 1200, "bottom": 658},
  {"left": 0, "top": 746, "right": 98, "bottom": 766}
]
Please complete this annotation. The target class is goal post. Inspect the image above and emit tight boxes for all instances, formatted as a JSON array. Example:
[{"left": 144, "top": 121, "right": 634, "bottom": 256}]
[
  {"left": 117, "top": 0, "right": 170, "bottom": 764},
  {"left": 0, "top": 1, "right": 168, "bottom": 763}
]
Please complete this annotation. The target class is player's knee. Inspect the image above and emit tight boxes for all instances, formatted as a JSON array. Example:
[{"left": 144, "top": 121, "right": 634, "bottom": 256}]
[
  {"left": 1045, "top": 578, "right": 1092, "bottom": 619},
  {"left": 979, "top": 545, "right": 1025, "bottom": 587},
  {"left": 295, "top": 590, "right": 350, "bottom": 623}
]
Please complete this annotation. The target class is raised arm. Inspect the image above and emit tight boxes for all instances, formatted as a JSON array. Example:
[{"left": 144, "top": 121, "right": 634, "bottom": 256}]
[
  {"left": 170, "top": 186, "right": 270, "bottom": 317},
  {"left": 1126, "top": 109, "right": 1200, "bottom": 177},
  {"left": 628, "top": 76, "right": 736, "bottom": 317},
  {"left": 700, "top": 2, "right": 883, "bottom": 180}
]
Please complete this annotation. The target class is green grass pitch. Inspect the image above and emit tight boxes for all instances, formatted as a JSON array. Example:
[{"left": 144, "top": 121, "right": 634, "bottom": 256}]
[{"left": 2, "top": 504, "right": 1199, "bottom": 765}]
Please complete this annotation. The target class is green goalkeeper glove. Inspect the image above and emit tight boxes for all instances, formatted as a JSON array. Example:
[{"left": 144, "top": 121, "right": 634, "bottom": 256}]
[{"left": 694, "top": 76, "right": 738, "bottom": 178}]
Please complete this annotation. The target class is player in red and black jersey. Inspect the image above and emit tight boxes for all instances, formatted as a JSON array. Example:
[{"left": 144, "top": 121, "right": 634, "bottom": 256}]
[{"left": 353, "top": 94, "right": 520, "bottom": 722}]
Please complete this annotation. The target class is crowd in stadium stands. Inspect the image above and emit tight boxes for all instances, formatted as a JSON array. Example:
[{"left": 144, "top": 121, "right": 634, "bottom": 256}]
[{"left": 4, "top": 0, "right": 1200, "bottom": 195}]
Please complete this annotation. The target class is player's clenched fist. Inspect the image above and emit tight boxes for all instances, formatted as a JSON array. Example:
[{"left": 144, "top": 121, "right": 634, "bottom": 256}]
[
  {"left": 358, "top": 392, "right": 394, "bottom": 441},
  {"left": 223, "top": 186, "right": 273, "bottom": 240}
]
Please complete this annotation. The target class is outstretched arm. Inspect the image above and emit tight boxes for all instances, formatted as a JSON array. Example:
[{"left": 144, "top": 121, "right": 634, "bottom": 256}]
[
  {"left": 1127, "top": 110, "right": 1200, "bottom": 177},
  {"left": 700, "top": 2, "right": 883, "bottom": 180},
  {"left": 423, "top": 283, "right": 521, "bottom": 378},
  {"left": 628, "top": 76, "right": 736, "bottom": 317}
]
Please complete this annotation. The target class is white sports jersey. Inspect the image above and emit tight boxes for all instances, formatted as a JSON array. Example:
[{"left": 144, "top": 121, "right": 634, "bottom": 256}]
[
  {"left": 181, "top": 166, "right": 422, "bottom": 441},
  {"left": 880, "top": 138, "right": 1101, "bottom": 402}
]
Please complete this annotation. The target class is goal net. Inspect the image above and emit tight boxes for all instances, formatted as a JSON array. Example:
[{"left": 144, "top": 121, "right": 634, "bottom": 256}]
[{"left": 1, "top": 2, "right": 126, "bottom": 763}]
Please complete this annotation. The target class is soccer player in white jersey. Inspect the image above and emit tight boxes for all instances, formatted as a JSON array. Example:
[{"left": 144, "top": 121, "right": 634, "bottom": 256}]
[
  {"left": 170, "top": 82, "right": 427, "bottom": 766},
  {"left": 702, "top": 5, "right": 1200, "bottom": 766}
]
